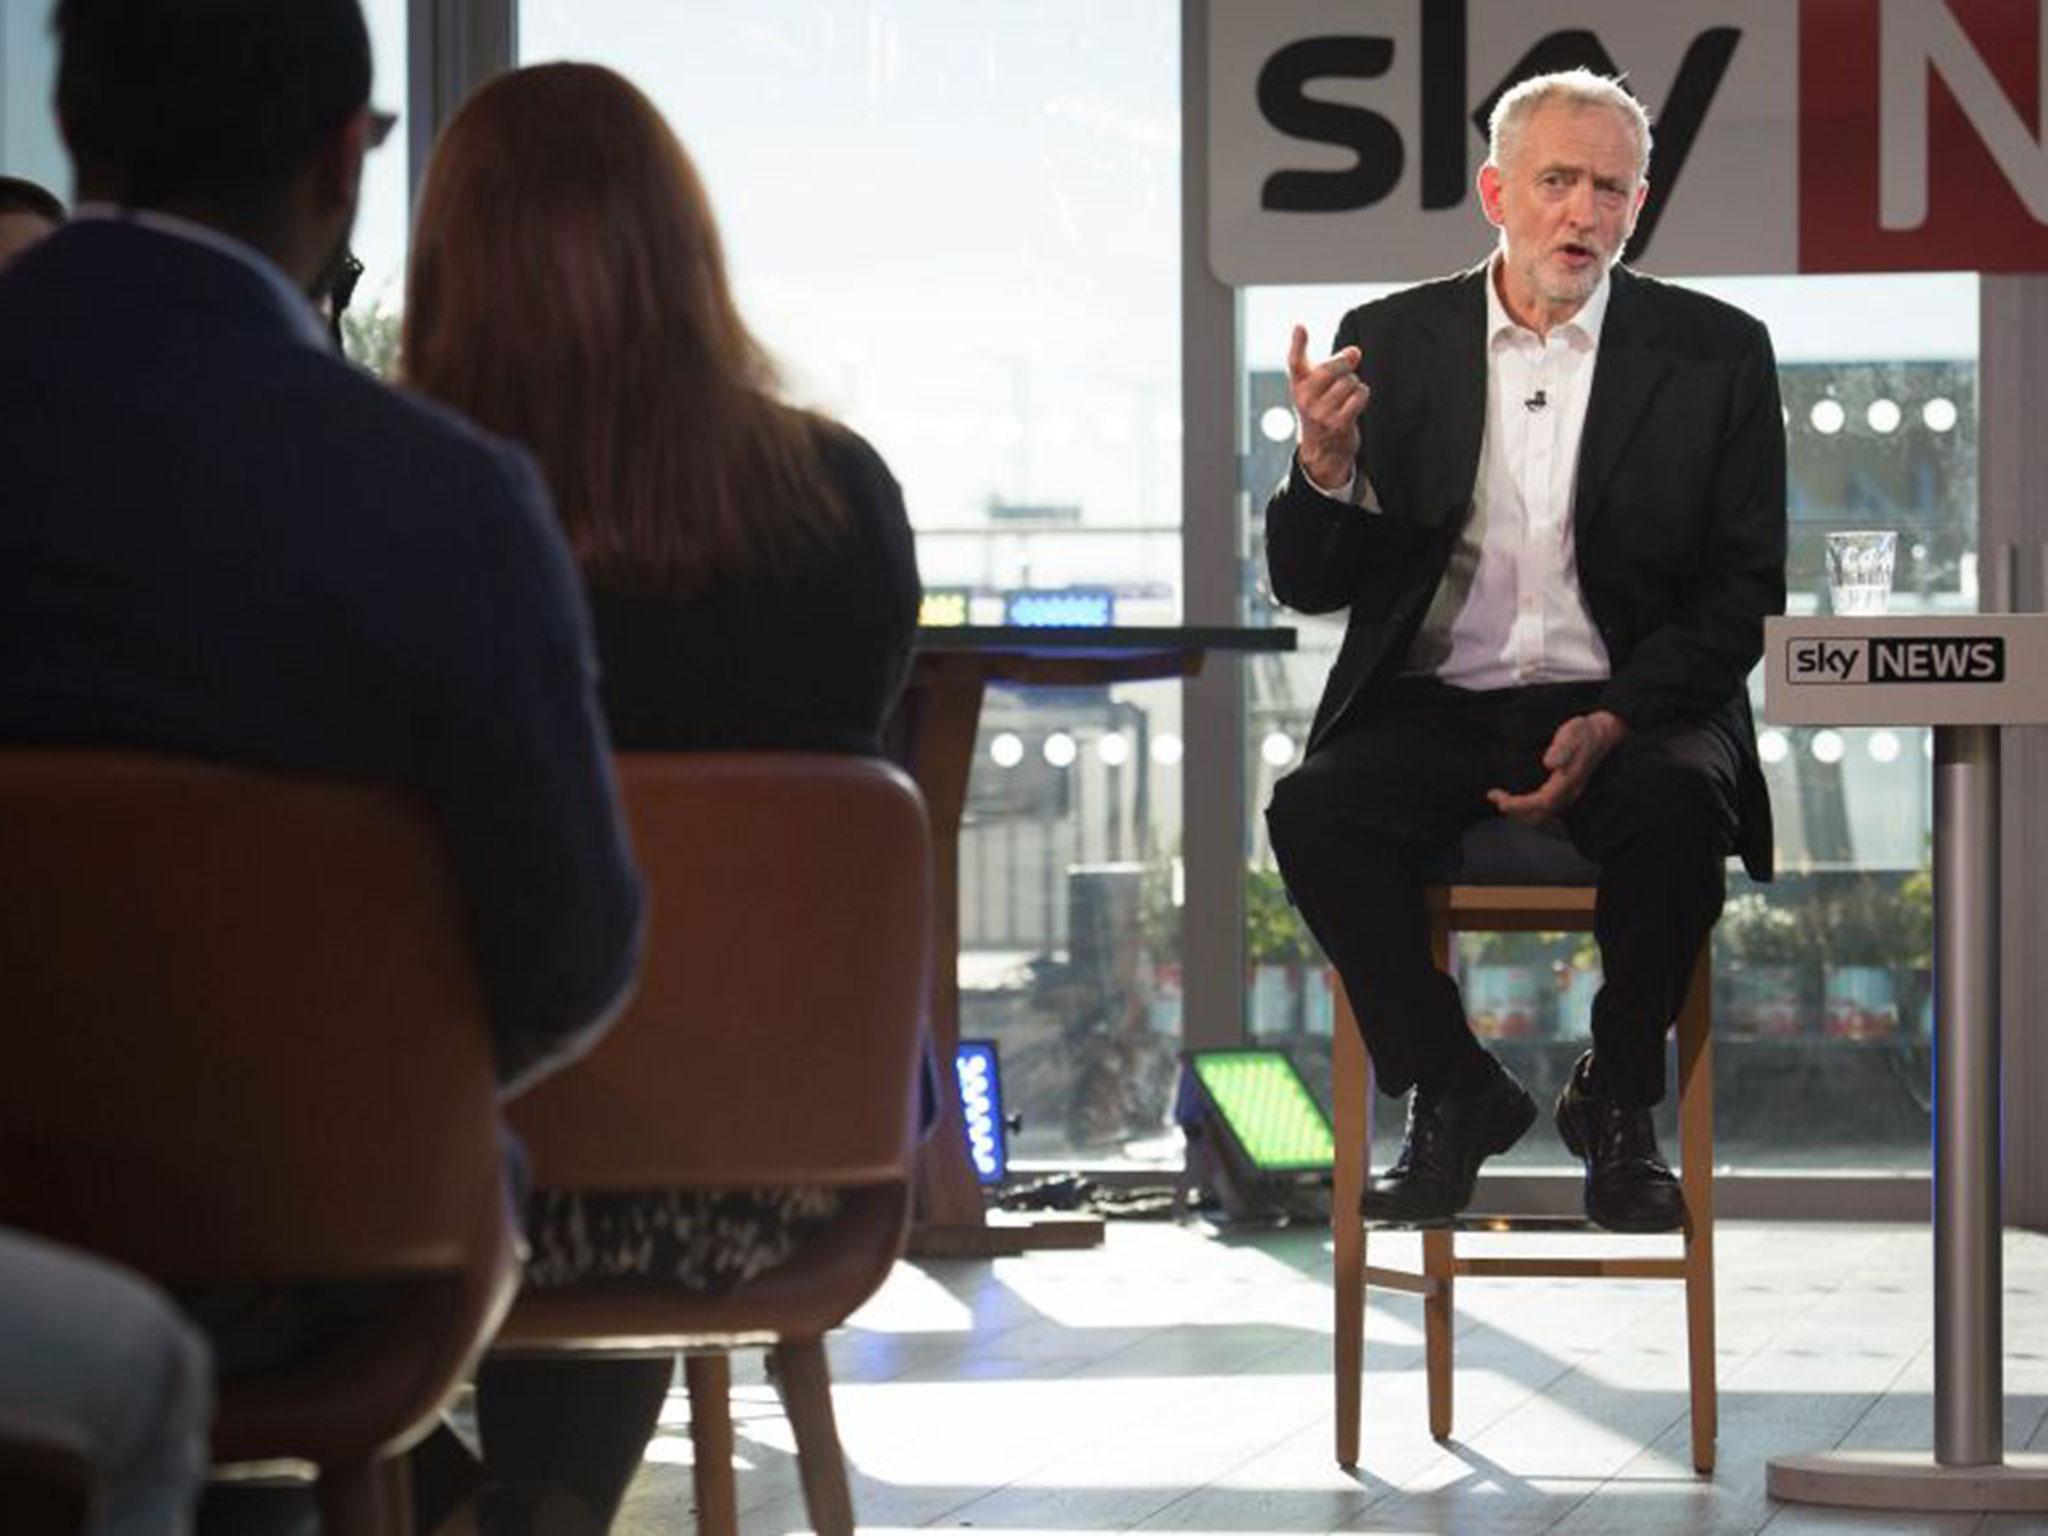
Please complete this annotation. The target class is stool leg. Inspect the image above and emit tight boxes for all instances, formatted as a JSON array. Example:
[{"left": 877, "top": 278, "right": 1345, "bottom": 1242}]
[
  {"left": 1677, "top": 950, "right": 1718, "bottom": 1475},
  {"left": 686, "top": 1353, "right": 739, "bottom": 1536},
  {"left": 1332, "top": 979, "right": 1367, "bottom": 1469},
  {"left": 1422, "top": 1229, "right": 1455, "bottom": 1441},
  {"left": 316, "top": 1459, "right": 395, "bottom": 1536},
  {"left": 1421, "top": 918, "right": 1458, "bottom": 1442},
  {"left": 774, "top": 1338, "right": 855, "bottom": 1536}
]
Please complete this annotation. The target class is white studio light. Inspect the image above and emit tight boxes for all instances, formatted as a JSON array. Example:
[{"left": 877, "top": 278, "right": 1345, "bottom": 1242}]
[
  {"left": 1758, "top": 729, "right": 1790, "bottom": 765},
  {"left": 1869, "top": 730, "right": 1902, "bottom": 764},
  {"left": 1812, "top": 729, "right": 1846, "bottom": 765},
  {"left": 1154, "top": 733, "right": 1186, "bottom": 765},
  {"left": 1260, "top": 731, "right": 1297, "bottom": 767},
  {"left": 989, "top": 732, "right": 1024, "bottom": 768},
  {"left": 1923, "top": 397, "right": 1959, "bottom": 432},
  {"left": 1097, "top": 732, "right": 1131, "bottom": 767},
  {"left": 1259, "top": 405, "right": 1295, "bottom": 443},
  {"left": 1810, "top": 399, "right": 1846, "bottom": 435},
  {"left": 1867, "top": 398, "right": 1901, "bottom": 433},
  {"left": 1043, "top": 731, "right": 1078, "bottom": 768}
]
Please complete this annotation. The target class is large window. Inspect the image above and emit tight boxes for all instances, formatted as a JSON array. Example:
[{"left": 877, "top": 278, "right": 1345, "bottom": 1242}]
[
  {"left": 1, "top": 5, "right": 65, "bottom": 198},
  {"left": 343, "top": 0, "right": 411, "bottom": 374},
  {"left": 1241, "top": 272, "right": 1978, "bottom": 1175},
  {"left": 520, "top": 1, "right": 1185, "bottom": 1167}
]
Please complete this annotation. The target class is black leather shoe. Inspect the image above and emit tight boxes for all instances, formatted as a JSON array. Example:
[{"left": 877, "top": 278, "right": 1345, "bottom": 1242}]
[
  {"left": 1362, "top": 1063, "right": 1536, "bottom": 1223},
  {"left": 1554, "top": 1051, "right": 1686, "bottom": 1233}
]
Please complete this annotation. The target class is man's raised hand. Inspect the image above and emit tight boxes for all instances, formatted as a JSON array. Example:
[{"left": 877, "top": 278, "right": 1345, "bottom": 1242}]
[{"left": 1287, "top": 323, "right": 1369, "bottom": 491}]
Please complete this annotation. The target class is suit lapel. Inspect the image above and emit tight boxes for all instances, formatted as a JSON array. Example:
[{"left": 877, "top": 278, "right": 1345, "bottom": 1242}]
[
  {"left": 1419, "top": 265, "right": 1489, "bottom": 522},
  {"left": 1574, "top": 266, "right": 1669, "bottom": 544}
]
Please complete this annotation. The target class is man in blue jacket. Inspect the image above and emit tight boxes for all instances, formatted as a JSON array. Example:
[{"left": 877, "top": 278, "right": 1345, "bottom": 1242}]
[{"left": 0, "top": 0, "right": 644, "bottom": 1095}]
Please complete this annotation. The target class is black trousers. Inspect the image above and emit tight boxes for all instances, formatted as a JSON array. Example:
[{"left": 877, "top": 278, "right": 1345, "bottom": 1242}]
[{"left": 1265, "top": 681, "right": 1740, "bottom": 1108}]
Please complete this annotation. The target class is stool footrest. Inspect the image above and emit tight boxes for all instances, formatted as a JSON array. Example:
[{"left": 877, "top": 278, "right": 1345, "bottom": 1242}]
[
  {"left": 1361, "top": 1213, "right": 1632, "bottom": 1234},
  {"left": 1455, "top": 1255, "right": 1688, "bottom": 1280},
  {"left": 1363, "top": 1255, "right": 1687, "bottom": 1290},
  {"left": 1361, "top": 1265, "right": 1441, "bottom": 1296}
]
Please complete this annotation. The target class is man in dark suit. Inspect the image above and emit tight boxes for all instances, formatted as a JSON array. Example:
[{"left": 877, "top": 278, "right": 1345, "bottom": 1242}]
[
  {"left": 0, "top": 0, "right": 643, "bottom": 1097},
  {"left": 1264, "top": 69, "right": 1785, "bottom": 1231}
]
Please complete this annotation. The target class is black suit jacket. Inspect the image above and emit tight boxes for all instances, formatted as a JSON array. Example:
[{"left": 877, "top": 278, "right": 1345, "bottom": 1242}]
[
  {"left": 1265, "top": 263, "right": 1786, "bottom": 880},
  {"left": 586, "top": 422, "right": 921, "bottom": 755},
  {"left": 0, "top": 218, "right": 645, "bottom": 1090}
]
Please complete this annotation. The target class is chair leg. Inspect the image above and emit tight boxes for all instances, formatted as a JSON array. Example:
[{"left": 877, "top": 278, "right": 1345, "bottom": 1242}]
[
  {"left": 1677, "top": 950, "right": 1718, "bottom": 1475},
  {"left": 1332, "top": 982, "right": 1368, "bottom": 1469},
  {"left": 378, "top": 1456, "right": 414, "bottom": 1536},
  {"left": 318, "top": 1457, "right": 406, "bottom": 1536},
  {"left": 1422, "top": 1229, "right": 1455, "bottom": 1441},
  {"left": 771, "top": 1338, "right": 855, "bottom": 1536},
  {"left": 685, "top": 1353, "right": 738, "bottom": 1536}
]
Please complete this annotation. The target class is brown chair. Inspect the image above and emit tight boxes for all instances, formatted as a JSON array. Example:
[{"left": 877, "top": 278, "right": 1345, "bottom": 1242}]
[
  {"left": 1330, "top": 819, "right": 1717, "bottom": 1475},
  {"left": 497, "top": 752, "right": 932, "bottom": 1536},
  {"left": 0, "top": 1417, "right": 99, "bottom": 1536},
  {"left": 0, "top": 750, "right": 521, "bottom": 1536}
]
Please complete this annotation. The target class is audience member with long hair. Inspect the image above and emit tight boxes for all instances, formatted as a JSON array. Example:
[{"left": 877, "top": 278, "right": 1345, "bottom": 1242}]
[{"left": 404, "top": 62, "right": 920, "bottom": 1534}]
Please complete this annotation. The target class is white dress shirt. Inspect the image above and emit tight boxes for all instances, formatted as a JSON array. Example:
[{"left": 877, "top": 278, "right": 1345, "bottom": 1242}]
[
  {"left": 1412, "top": 260, "right": 1611, "bottom": 687},
  {"left": 1306, "top": 258, "right": 1613, "bottom": 690}
]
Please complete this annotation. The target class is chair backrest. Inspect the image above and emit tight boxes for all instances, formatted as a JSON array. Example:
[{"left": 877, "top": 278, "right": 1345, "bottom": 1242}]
[
  {"left": 506, "top": 753, "right": 932, "bottom": 1191},
  {"left": 0, "top": 750, "right": 508, "bottom": 1288}
]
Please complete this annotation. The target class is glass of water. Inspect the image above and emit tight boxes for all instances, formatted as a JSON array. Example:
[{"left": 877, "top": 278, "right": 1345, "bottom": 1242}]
[{"left": 1826, "top": 530, "right": 1897, "bottom": 616}]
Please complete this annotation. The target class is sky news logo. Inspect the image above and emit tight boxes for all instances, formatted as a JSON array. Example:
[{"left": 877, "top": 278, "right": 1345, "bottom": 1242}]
[{"left": 1787, "top": 636, "right": 2006, "bottom": 685}]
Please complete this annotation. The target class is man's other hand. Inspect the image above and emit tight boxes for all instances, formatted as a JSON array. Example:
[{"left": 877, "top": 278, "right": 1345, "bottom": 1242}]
[
  {"left": 1287, "top": 324, "right": 1369, "bottom": 490},
  {"left": 1487, "top": 709, "right": 1629, "bottom": 825}
]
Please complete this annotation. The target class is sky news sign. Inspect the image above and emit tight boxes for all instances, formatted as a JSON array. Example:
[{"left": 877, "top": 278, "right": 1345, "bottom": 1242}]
[
  {"left": 1787, "top": 635, "right": 2006, "bottom": 684},
  {"left": 1762, "top": 616, "right": 2048, "bottom": 727},
  {"left": 1208, "top": 0, "right": 2048, "bottom": 284}
]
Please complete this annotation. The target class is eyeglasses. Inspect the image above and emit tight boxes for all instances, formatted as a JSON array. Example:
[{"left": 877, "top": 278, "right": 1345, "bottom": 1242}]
[
  {"left": 367, "top": 109, "right": 398, "bottom": 150},
  {"left": 332, "top": 250, "right": 365, "bottom": 311}
]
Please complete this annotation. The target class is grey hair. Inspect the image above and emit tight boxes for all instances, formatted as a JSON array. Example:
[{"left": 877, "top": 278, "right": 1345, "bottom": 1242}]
[{"left": 1487, "top": 68, "right": 1652, "bottom": 181}]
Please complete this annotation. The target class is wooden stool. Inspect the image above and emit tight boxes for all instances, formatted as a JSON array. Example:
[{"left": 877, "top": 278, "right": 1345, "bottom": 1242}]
[{"left": 1329, "top": 820, "right": 1718, "bottom": 1475}]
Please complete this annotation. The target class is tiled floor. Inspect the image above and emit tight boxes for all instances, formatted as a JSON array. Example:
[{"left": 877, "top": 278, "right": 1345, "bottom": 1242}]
[{"left": 612, "top": 1220, "right": 2048, "bottom": 1534}]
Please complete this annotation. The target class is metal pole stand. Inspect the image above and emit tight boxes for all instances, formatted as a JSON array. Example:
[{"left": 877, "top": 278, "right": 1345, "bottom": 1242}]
[{"left": 1769, "top": 724, "right": 2048, "bottom": 1510}]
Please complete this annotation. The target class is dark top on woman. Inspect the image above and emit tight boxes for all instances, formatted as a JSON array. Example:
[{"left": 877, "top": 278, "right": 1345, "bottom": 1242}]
[{"left": 585, "top": 423, "right": 921, "bottom": 755}]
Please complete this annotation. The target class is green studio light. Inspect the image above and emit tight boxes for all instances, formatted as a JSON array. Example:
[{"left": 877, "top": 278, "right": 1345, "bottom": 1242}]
[{"left": 1175, "top": 1049, "right": 1334, "bottom": 1220}]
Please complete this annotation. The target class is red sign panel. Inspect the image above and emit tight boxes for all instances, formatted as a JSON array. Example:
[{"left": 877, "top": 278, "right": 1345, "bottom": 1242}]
[{"left": 1802, "top": 0, "right": 2048, "bottom": 272}]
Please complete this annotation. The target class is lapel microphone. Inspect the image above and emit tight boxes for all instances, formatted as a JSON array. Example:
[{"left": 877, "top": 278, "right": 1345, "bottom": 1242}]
[{"left": 1524, "top": 388, "right": 1548, "bottom": 412}]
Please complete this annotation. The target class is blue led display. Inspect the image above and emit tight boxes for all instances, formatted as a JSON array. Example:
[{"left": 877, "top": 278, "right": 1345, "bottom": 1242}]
[
  {"left": 954, "top": 1039, "right": 1008, "bottom": 1185},
  {"left": 1002, "top": 587, "right": 1115, "bottom": 628}
]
